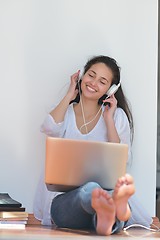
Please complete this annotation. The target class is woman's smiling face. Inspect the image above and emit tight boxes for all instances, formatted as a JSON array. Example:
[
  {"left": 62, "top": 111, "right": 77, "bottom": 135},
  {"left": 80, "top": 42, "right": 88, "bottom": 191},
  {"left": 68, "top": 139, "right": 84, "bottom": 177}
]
[{"left": 81, "top": 63, "right": 113, "bottom": 101}]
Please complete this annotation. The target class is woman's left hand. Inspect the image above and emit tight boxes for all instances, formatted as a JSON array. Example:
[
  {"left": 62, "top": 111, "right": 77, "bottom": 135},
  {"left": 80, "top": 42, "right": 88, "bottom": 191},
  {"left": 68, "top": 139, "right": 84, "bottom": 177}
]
[{"left": 103, "top": 94, "right": 117, "bottom": 120}]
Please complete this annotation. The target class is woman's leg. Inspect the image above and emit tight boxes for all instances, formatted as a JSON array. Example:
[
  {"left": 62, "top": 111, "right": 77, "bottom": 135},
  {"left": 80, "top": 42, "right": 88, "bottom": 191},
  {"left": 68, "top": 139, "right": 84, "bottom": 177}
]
[
  {"left": 50, "top": 182, "right": 101, "bottom": 229},
  {"left": 50, "top": 181, "right": 126, "bottom": 234}
]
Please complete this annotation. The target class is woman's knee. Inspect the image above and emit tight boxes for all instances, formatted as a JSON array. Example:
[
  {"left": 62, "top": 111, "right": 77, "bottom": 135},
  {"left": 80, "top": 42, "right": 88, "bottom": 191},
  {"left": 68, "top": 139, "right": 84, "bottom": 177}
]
[
  {"left": 78, "top": 182, "right": 101, "bottom": 215},
  {"left": 80, "top": 182, "right": 101, "bottom": 194},
  {"left": 82, "top": 182, "right": 101, "bottom": 190}
]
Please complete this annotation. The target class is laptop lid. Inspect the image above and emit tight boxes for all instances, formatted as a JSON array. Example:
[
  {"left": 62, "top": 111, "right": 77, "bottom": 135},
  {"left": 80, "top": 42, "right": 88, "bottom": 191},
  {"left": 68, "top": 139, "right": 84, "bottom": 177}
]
[{"left": 45, "top": 137, "right": 128, "bottom": 192}]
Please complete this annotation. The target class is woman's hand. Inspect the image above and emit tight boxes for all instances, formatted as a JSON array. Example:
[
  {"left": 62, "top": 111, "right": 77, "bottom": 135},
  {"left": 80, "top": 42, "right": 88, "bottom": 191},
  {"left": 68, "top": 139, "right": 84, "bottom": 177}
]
[
  {"left": 103, "top": 94, "right": 117, "bottom": 120},
  {"left": 66, "top": 70, "right": 80, "bottom": 102}
]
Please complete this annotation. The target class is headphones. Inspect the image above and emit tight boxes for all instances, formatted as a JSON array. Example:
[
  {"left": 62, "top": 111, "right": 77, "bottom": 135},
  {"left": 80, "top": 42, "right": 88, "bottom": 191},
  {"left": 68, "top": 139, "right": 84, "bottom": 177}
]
[{"left": 78, "top": 69, "right": 121, "bottom": 98}]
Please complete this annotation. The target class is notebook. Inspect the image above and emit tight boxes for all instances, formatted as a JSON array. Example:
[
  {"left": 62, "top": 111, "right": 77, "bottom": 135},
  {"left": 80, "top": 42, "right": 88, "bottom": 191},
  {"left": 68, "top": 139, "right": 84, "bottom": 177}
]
[{"left": 45, "top": 137, "right": 128, "bottom": 192}]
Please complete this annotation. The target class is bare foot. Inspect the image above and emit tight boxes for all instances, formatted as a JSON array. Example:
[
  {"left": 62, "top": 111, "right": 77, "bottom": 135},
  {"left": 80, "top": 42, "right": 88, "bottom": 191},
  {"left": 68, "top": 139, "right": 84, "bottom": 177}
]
[
  {"left": 112, "top": 174, "right": 135, "bottom": 221},
  {"left": 91, "top": 188, "right": 116, "bottom": 236}
]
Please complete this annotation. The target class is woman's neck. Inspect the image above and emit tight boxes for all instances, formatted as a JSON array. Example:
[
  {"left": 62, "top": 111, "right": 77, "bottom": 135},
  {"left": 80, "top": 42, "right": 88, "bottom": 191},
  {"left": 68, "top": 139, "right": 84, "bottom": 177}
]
[
  {"left": 78, "top": 96, "right": 101, "bottom": 119},
  {"left": 73, "top": 95, "right": 102, "bottom": 134}
]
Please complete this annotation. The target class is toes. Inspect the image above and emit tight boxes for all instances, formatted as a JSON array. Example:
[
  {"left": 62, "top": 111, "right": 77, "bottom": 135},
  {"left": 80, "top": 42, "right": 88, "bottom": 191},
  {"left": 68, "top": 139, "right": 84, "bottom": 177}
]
[
  {"left": 98, "top": 189, "right": 111, "bottom": 200},
  {"left": 117, "top": 174, "right": 134, "bottom": 186},
  {"left": 92, "top": 188, "right": 113, "bottom": 203},
  {"left": 125, "top": 174, "right": 134, "bottom": 184}
]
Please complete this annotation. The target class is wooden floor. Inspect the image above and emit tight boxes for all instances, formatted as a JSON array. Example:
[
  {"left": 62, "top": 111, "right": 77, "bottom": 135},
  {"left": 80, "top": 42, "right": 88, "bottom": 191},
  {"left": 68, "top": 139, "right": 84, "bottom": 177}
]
[
  {"left": 0, "top": 225, "right": 160, "bottom": 240},
  {"left": 0, "top": 215, "right": 160, "bottom": 240}
]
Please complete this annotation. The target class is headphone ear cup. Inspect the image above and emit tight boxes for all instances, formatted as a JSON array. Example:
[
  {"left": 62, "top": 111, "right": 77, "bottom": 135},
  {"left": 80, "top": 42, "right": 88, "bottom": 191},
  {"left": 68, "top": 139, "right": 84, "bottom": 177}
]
[
  {"left": 106, "top": 84, "right": 118, "bottom": 97},
  {"left": 106, "top": 83, "right": 121, "bottom": 97},
  {"left": 77, "top": 69, "right": 84, "bottom": 82}
]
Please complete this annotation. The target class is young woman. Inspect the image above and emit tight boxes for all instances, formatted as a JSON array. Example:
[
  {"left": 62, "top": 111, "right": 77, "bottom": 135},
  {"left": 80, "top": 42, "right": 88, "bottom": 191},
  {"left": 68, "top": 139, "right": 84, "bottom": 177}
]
[{"left": 33, "top": 55, "right": 152, "bottom": 235}]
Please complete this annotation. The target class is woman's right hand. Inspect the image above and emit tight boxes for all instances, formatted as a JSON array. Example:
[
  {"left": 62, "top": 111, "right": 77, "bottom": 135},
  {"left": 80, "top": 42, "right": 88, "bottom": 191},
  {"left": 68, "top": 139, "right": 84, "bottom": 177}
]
[{"left": 66, "top": 70, "right": 80, "bottom": 101}]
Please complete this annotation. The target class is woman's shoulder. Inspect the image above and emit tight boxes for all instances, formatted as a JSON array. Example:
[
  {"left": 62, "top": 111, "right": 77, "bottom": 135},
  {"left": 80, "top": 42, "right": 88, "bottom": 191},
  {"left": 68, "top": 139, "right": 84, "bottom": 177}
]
[
  {"left": 62, "top": 103, "right": 76, "bottom": 124},
  {"left": 115, "top": 107, "right": 129, "bottom": 124},
  {"left": 68, "top": 103, "right": 75, "bottom": 111},
  {"left": 115, "top": 107, "right": 127, "bottom": 117},
  {"left": 64, "top": 103, "right": 75, "bottom": 117}
]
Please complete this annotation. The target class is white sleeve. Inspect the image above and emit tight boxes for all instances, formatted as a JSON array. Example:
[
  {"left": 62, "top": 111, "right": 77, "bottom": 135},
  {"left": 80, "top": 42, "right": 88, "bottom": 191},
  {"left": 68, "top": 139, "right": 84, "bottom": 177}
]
[
  {"left": 114, "top": 108, "right": 132, "bottom": 162},
  {"left": 114, "top": 108, "right": 131, "bottom": 145},
  {"left": 33, "top": 169, "right": 62, "bottom": 226},
  {"left": 40, "top": 114, "right": 65, "bottom": 137}
]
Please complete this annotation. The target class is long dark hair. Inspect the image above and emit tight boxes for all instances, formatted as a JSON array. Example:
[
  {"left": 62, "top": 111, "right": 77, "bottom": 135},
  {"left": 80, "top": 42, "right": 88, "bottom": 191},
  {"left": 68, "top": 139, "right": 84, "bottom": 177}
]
[{"left": 71, "top": 55, "right": 134, "bottom": 141}]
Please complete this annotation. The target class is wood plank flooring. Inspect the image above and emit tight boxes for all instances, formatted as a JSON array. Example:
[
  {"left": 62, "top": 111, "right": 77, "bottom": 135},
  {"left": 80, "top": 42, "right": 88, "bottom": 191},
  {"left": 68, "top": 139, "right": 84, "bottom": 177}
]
[
  {"left": 0, "top": 214, "right": 160, "bottom": 240},
  {"left": 0, "top": 225, "right": 160, "bottom": 240}
]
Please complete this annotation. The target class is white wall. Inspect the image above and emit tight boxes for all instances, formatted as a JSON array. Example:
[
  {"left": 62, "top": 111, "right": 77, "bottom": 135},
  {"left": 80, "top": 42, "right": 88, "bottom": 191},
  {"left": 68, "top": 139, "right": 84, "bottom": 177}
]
[{"left": 0, "top": 0, "right": 158, "bottom": 215}]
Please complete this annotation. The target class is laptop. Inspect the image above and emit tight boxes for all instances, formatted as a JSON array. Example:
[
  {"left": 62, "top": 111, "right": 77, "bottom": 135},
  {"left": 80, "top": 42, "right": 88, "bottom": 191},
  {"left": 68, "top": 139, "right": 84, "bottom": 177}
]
[{"left": 45, "top": 137, "right": 128, "bottom": 192}]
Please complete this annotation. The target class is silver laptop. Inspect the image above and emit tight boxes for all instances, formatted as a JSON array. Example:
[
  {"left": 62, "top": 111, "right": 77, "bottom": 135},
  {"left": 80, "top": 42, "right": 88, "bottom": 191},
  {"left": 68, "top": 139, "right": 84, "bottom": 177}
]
[{"left": 45, "top": 137, "right": 128, "bottom": 192}]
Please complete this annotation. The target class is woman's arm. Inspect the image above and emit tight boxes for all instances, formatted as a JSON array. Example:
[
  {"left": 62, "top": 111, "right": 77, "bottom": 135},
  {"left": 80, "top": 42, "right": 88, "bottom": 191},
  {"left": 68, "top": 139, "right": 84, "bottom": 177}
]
[{"left": 50, "top": 71, "right": 80, "bottom": 123}]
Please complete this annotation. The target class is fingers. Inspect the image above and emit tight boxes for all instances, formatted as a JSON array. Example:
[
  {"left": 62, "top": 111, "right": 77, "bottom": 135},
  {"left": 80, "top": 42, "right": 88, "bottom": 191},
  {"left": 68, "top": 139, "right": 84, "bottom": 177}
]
[
  {"left": 71, "top": 70, "right": 81, "bottom": 84},
  {"left": 103, "top": 94, "right": 117, "bottom": 104}
]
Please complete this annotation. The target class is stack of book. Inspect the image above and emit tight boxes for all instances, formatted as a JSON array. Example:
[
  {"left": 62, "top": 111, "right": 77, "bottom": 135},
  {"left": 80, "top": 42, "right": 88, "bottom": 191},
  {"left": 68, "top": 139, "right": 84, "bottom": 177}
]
[{"left": 0, "top": 193, "right": 28, "bottom": 229}]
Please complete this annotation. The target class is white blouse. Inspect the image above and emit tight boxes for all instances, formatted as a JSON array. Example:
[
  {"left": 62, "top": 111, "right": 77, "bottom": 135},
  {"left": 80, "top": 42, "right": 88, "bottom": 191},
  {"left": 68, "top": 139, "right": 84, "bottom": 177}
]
[{"left": 41, "top": 104, "right": 131, "bottom": 155}]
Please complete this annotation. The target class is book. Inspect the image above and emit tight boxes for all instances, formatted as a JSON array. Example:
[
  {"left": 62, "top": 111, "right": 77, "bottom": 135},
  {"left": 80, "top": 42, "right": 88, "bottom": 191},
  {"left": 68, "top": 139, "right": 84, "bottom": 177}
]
[
  {"left": 0, "top": 207, "right": 25, "bottom": 212},
  {"left": 0, "top": 220, "right": 27, "bottom": 224},
  {"left": 0, "top": 193, "right": 22, "bottom": 208},
  {"left": 0, "top": 223, "right": 25, "bottom": 229},
  {"left": 0, "top": 217, "right": 28, "bottom": 221},
  {"left": 0, "top": 212, "right": 28, "bottom": 219}
]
